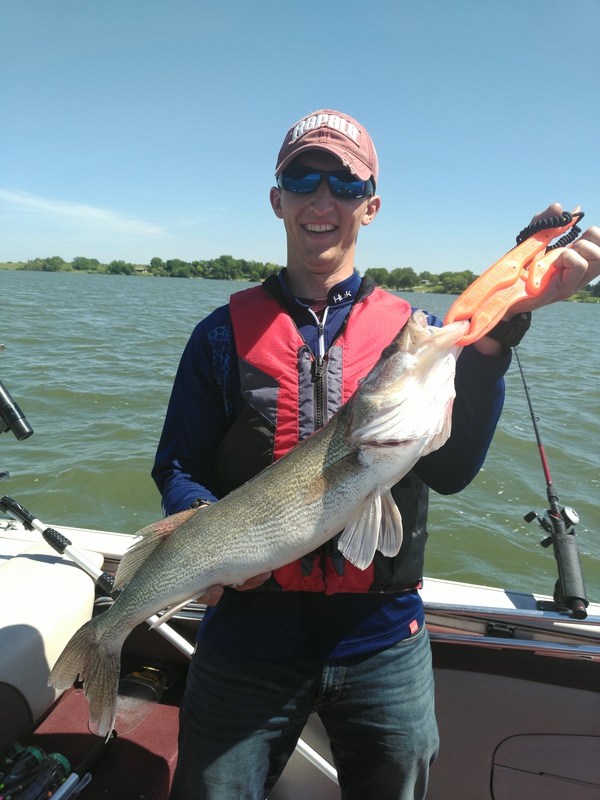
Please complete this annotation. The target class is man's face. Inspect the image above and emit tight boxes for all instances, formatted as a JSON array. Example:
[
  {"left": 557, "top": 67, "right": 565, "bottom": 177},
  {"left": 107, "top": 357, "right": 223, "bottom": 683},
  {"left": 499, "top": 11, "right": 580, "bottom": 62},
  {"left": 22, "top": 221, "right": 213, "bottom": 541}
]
[{"left": 270, "top": 150, "right": 380, "bottom": 285}]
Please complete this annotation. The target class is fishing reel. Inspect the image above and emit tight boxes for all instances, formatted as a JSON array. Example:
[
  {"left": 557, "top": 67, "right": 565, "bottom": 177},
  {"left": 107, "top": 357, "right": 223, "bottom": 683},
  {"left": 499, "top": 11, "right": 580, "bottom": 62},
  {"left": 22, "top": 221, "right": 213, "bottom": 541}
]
[
  {"left": 0, "top": 367, "right": 34, "bottom": 481},
  {"left": 524, "top": 506, "right": 580, "bottom": 548},
  {"left": 0, "top": 743, "right": 69, "bottom": 800},
  {"left": 0, "top": 378, "right": 34, "bottom": 442}
]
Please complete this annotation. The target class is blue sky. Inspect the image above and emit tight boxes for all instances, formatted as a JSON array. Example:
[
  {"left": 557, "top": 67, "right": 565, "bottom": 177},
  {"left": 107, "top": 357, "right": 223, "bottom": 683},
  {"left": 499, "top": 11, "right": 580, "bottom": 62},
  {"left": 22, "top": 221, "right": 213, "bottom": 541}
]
[{"left": 2, "top": 0, "right": 599, "bottom": 274}]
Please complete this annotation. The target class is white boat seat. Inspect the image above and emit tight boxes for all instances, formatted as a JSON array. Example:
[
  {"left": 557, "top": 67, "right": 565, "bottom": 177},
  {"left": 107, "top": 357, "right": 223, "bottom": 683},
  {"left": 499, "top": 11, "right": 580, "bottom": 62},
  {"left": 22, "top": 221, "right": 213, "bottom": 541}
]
[{"left": 0, "top": 541, "right": 102, "bottom": 754}]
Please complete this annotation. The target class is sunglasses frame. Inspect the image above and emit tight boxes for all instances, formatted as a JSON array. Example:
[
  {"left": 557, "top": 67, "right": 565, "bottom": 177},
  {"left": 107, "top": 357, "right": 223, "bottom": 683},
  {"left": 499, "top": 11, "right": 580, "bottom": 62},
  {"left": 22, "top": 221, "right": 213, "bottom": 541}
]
[{"left": 277, "top": 167, "right": 375, "bottom": 200}]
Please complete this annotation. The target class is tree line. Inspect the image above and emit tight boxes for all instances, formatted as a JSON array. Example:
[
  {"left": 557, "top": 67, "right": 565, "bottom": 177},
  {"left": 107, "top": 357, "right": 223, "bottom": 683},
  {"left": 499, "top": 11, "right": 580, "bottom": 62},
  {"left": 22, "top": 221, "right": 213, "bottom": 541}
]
[
  {"left": 363, "top": 266, "right": 600, "bottom": 300},
  {"left": 10, "top": 256, "right": 600, "bottom": 300},
  {"left": 17, "top": 254, "right": 281, "bottom": 282},
  {"left": 364, "top": 267, "right": 479, "bottom": 294}
]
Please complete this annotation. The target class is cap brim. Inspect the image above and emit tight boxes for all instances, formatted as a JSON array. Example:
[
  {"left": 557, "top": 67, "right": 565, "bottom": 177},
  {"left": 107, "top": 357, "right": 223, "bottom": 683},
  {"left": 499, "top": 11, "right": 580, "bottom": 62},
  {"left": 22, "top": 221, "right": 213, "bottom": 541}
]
[{"left": 275, "top": 143, "right": 373, "bottom": 182}]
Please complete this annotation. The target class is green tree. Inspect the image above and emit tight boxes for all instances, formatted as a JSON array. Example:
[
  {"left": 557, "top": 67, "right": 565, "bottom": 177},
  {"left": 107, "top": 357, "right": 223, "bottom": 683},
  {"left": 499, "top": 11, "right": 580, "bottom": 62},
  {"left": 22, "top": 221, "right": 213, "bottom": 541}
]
[
  {"left": 21, "top": 258, "right": 45, "bottom": 271},
  {"left": 21, "top": 256, "right": 67, "bottom": 271},
  {"left": 149, "top": 257, "right": 166, "bottom": 274},
  {"left": 244, "top": 261, "right": 279, "bottom": 282},
  {"left": 44, "top": 256, "right": 67, "bottom": 271},
  {"left": 107, "top": 260, "right": 136, "bottom": 275},
  {"left": 263, "top": 262, "right": 280, "bottom": 278},
  {"left": 210, "top": 255, "right": 242, "bottom": 280},
  {"left": 166, "top": 259, "right": 193, "bottom": 278},
  {"left": 364, "top": 267, "right": 389, "bottom": 285},
  {"left": 72, "top": 256, "right": 100, "bottom": 271},
  {"left": 437, "top": 270, "right": 477, "bottom": 293},
  {"left": 387, "top": 267, "right": 418, "bottom": 290},
  {"left": 191, "top": 260, "right": 205, "bottom": 278},
  {"left": 438, "top": 272, "right": 463, "bottom": 293}
]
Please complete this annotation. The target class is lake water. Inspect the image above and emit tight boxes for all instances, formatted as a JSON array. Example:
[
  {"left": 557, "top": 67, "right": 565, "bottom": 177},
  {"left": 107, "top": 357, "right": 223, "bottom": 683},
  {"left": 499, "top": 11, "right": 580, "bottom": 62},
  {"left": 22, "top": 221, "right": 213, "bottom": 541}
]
[{"left": 1, "top": 270, "right": 598, "bottom": 600}]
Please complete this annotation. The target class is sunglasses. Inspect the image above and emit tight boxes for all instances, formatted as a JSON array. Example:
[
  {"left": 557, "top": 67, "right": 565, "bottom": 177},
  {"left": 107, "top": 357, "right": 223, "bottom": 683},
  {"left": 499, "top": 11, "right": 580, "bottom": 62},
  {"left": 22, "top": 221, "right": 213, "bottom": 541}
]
[{"left": 277, "top": 167, "right": 375, "bottom": 200}]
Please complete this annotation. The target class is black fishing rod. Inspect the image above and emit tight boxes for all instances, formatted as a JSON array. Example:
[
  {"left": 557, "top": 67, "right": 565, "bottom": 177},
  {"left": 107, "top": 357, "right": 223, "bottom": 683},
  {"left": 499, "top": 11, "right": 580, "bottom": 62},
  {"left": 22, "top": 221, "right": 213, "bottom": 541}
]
[{"left": 514, "top": 348, "right": 588, "bottom": 619}]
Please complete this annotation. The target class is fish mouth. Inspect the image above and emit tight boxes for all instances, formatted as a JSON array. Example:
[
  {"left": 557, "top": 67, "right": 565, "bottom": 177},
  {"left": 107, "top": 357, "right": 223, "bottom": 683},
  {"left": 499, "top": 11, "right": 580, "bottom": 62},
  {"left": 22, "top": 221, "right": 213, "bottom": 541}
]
[
  {"left": 401, "top": 314, "right": 469, "bottom": 354},
  {"left": 430, "top": 319, "right": 470, "bottom": 347}
]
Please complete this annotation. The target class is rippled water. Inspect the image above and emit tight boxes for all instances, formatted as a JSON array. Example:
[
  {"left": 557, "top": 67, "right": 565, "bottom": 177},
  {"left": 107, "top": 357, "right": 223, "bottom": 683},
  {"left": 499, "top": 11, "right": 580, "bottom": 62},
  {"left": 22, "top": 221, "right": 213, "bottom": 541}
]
[{"left": 1, "top": 270, "right": 598, "bottom": 599}]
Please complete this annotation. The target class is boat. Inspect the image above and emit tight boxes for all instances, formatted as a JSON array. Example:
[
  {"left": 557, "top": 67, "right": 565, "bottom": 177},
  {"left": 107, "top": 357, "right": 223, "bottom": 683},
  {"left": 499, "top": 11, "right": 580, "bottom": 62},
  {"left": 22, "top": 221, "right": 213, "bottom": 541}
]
[
  {"left": 1, "top": 375, "right": 599, "bottom": 800},
  {"left": 1, "top": 497, "right": 599, "bottom": 800}
]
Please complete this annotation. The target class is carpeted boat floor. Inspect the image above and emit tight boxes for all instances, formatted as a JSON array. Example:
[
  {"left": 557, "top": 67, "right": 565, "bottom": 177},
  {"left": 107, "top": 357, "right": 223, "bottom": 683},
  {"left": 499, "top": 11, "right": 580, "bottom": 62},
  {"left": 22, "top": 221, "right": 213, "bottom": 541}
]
[{"left": 27, "top": 684, "right": 182, "bottom": 799}]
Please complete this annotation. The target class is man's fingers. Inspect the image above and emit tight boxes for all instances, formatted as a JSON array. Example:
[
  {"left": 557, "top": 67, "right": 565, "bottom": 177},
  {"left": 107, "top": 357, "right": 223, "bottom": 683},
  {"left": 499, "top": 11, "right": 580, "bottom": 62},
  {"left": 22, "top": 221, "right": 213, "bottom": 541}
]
[
  {"left": 561, "top": 228, "right": 600, "bottom": 293},
  {"left": 529, "top": 202, "right": 562, "bottom": 225},
  {"left": 195, "top": 572, "right": 273, "bottom": 606},
  {"left": 197, "top": 585, "right": 225, "bottom": 606},
  {"left": 236, "top": 572, "right": 272, "bottom": 591}
]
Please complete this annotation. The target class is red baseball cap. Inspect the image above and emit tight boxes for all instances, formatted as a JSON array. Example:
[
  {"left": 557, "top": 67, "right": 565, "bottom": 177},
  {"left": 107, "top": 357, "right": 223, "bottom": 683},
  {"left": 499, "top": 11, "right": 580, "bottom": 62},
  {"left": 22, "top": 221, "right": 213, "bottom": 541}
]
[{"left": 275, "top": 109, "right": 378, "bottom": 185}]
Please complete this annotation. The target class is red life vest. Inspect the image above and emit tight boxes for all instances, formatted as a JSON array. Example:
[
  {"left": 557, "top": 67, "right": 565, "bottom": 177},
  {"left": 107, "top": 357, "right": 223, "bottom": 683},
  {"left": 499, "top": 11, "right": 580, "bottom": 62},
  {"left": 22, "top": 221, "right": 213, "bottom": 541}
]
[
  {"left": 219, "top": 278, "right": 427, "bottom": 594},
  {"left": 229, "top": 281, "right": 411, "bottom": 458}
]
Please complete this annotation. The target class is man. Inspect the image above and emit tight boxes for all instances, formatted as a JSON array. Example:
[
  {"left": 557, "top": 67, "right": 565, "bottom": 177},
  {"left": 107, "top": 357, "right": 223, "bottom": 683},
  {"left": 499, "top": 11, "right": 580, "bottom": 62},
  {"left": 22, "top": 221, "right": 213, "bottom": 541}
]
[{"left": 153, "top": 110, "right": 600, "bottom": 800}]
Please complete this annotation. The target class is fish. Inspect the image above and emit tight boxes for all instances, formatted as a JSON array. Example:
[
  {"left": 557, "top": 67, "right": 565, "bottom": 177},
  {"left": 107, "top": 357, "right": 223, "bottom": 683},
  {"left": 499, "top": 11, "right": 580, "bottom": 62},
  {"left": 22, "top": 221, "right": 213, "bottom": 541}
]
[{"left": 49, "top": 311, "right": 470, "bottom": 736}]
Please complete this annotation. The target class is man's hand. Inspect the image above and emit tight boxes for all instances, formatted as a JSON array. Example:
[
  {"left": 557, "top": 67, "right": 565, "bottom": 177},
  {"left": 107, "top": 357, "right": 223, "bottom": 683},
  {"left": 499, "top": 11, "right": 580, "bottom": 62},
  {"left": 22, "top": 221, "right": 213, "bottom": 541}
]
[
  {"left": 196, "top": 572, "right": 273, "bottom": 607},
  {"left": 509, "top": 203, "right": 600, "bottom": 315}
]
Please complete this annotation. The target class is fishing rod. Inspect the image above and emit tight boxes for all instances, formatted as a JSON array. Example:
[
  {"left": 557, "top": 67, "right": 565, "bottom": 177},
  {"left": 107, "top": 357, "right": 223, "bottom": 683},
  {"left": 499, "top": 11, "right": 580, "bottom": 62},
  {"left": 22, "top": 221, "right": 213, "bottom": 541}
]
[{"left": 514, "top": 348, "right": 588, "bottom": 619}]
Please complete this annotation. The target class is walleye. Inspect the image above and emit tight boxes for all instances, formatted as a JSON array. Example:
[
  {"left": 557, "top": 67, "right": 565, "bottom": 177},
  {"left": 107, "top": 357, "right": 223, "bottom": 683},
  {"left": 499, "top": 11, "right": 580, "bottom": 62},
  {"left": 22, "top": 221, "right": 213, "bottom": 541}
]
[{"left": 49, "top": 311, "right": 469, "bottom": 736}]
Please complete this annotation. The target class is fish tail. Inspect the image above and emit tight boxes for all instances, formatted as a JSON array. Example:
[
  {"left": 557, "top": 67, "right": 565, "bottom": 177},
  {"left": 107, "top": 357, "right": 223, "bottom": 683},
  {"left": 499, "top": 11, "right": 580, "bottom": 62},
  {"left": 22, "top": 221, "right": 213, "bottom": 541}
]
[{"left": 49, "top": 617, "right": 121, "bottom": 737}]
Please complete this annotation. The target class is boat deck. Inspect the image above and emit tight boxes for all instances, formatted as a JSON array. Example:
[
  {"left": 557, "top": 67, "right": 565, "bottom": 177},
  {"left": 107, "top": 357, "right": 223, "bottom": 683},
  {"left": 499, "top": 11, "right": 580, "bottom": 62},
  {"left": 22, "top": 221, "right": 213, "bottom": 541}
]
[{"left": 2, "top": 517, "right": 599, "bottom": 799}]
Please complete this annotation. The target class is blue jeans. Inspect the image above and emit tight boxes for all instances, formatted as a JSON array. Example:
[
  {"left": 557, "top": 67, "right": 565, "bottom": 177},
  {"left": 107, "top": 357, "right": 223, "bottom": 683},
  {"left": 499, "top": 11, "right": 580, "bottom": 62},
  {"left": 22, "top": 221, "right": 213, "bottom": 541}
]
[{"left": 169, "top": 625, "right": 438, "bottom": 800}]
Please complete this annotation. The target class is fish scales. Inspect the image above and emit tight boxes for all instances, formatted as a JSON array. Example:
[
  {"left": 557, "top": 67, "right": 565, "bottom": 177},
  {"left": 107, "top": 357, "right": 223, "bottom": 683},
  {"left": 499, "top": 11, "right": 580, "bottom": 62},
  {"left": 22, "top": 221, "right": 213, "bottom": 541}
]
[{"left": 49, "top": 311, "right": 469, "bottom": 736}]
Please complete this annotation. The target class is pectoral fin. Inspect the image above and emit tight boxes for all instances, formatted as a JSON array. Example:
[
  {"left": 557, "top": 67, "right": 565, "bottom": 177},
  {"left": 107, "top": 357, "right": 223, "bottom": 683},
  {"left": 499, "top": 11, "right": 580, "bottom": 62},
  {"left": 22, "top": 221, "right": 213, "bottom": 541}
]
[
  {"left": 421, "top": 398, "right": 454, "bottom": 456},
  {"left": 350, "top": 390, "right": 426, "bottom": 446},
  {"left": 337, "top": 489, "right": 403, "bottom": 570}
]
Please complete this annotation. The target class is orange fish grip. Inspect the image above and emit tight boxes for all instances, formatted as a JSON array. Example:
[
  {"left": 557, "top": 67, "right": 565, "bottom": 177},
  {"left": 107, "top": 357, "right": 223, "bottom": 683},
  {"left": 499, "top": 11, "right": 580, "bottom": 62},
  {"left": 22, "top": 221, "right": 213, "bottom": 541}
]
[{"left": 444, "top": 208, "right": 583, "bottom": 346}]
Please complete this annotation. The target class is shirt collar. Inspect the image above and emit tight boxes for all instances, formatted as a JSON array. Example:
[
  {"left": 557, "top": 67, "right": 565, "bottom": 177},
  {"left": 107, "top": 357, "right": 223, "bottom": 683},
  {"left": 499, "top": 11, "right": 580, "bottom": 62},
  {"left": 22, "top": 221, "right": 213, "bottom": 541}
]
[{"left": 277, "top": 269, "right": 362, "bottom": 309}]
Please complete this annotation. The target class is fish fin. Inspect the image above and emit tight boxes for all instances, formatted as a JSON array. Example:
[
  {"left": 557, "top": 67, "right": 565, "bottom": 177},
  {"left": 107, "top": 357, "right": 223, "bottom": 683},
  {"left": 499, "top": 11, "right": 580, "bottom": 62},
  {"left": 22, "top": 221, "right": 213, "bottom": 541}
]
[
  {"left": 303, "top": 452, "right": 362, "bottom": 505},
  {"left": 337, "top": 489, "right": 403, "bottom": 570},
  {"left": 114, "top": 508, "right": 198, "bottom": 589},
  {"left": 421, "top": 398, "right": 454, "bottom": 456},
  {"left": 377, "top": 490, "right": 404, "bottom": 557},
  {"left": 351, "top": 398, "right": 426, "bottom": 446},
  {"left": 150, "top": 595, "right": 198, "bottom": 627},
  {"left": 49, "top": 617, "right": 121, "bottom": 738}
]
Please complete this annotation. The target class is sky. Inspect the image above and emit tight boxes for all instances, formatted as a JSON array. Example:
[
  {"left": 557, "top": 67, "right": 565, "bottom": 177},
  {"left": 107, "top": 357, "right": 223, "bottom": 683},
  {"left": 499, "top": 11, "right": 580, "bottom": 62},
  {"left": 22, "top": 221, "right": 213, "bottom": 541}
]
[{"left": 1, "top": 0, "right": 599, "bottom": 275}]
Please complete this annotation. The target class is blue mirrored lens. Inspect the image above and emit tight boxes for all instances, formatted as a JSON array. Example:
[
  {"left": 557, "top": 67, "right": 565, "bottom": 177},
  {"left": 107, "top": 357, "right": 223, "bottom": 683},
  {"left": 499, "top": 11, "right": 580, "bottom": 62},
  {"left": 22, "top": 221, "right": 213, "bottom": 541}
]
[
  {"left": 280, "top": 169, "right": 372, "bottom": 199},
  {"left": 328, "top": 175, "right": 369, "bottom": 199},
  {"left": 283, "top": 172, "right": 322, "bottom": 193}
]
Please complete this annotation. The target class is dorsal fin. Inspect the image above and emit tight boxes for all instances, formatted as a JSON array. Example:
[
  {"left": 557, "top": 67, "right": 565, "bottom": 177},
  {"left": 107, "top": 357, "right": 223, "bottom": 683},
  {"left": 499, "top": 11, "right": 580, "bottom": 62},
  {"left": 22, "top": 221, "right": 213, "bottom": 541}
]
[{"left": 114, "top": 508, "right": 198, "bottom": 589}]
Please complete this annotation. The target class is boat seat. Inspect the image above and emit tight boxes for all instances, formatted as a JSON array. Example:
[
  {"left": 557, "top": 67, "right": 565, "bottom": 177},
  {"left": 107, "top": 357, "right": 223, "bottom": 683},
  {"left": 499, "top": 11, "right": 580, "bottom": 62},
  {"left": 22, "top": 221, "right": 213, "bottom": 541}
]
[{"left": 0, "top": 541, "right": 102, "bottom": 755}]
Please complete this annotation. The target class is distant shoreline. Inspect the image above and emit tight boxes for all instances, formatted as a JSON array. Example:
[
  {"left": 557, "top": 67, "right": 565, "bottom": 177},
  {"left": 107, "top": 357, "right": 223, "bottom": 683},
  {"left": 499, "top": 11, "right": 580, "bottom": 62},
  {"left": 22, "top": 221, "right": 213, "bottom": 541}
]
[{"left": 2, "top": 261, "right": 598, "bottom": 302}]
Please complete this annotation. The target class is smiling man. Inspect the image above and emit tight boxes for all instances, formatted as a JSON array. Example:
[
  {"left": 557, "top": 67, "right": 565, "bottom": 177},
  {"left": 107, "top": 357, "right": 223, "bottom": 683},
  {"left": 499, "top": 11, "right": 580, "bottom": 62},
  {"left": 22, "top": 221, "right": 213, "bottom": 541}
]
[{"left": 154, "top": 110, "right": 600, "bottom": 800}]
